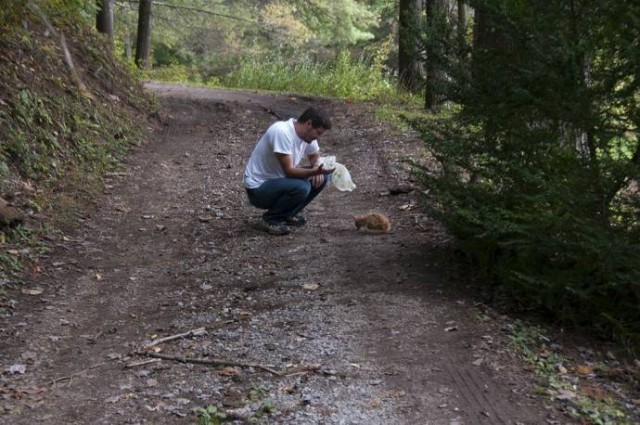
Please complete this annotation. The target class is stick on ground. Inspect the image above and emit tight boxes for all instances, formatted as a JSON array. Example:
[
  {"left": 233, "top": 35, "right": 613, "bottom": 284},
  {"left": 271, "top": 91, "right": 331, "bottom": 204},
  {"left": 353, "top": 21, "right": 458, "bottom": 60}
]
[
  {"left": 144, "top": 327, "right": 207, "bottom": 348},
  {"left": 138, "top": 351, "right": 283, "bottom": 376}
]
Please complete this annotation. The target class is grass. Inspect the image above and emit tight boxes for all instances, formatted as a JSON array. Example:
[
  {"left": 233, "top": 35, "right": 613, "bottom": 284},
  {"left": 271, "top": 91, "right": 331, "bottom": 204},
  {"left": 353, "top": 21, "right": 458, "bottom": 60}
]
[
  {"left": 507, "top": 321, "right": 633, "bottom": 425},
  {"left": 145, "top": 50, "right": 405, "bottom": 103},
  {"left": 0, "top": 224, "right": 53, "bottom": 296},
  {"left": 195, "top": 405, "right": 228, "bottom": 425}
]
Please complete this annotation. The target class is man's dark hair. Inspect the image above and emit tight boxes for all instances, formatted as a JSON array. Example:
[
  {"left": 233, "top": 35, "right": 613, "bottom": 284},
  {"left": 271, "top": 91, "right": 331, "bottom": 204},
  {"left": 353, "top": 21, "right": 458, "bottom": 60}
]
[{"left": 298, "top": 107, "right": 332, "bottom": 130}]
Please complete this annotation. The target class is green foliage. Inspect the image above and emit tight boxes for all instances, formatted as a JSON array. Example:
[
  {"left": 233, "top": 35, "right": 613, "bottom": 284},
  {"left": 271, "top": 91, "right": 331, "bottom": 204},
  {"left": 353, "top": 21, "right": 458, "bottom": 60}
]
[
  {"left": 113, "top": 0, "right": 385, "bottom": 74},
  {"left": 222, "top": 50, "right": 394, "bottom": 101},
  {"left": 195, "top": 405, "right": 227, "bottom": 425},
  {"left": 411, "top": 0, "right": 640, "bottom": 345},
  {"left": 0, "top": 224, "right": 52, "bottom": 284},
  {"left": 0, "top": 14, "right": 152, "bottom": 292},
  {"left": 285, "top": 0, "right": 379, "bottom": 46},
  {"left": 0, "top": 88, "right": 134, "bottom": 182},
  {"left": 0, "top": 0, "right": 27, "bottom": 29},
  {"left": 507, "top": 322, "right": 633, "bottom": 424},
  {"left": 145, "top": 64, "right": 205, "bottom": 85}
]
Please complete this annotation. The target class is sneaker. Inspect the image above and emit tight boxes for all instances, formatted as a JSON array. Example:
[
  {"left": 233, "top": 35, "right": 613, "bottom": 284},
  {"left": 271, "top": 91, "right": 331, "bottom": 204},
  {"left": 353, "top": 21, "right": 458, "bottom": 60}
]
[
  {"left": 254, "top": 218, "right": 292, "bottom": 235},
  {"left": 286, "top": 213, "right": 307, "bottom": 227}
]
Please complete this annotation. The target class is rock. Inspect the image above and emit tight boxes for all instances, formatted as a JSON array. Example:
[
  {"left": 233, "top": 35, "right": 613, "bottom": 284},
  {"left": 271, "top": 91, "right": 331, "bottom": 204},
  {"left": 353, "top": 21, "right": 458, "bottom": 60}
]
[{"left": 0, "top": 196, "right": 24, "bottom": 227}]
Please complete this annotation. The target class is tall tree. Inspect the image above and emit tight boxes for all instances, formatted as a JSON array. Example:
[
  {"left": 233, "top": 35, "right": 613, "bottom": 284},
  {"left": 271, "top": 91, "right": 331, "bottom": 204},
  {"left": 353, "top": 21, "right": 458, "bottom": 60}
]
[
  {"left": 398, "top": 0, "right": 421, "bottom": 92},
  {"left": 424, "top": 0, "right": 446, "bottom": 111},
  {"left": 412, "top": 0, "right": 640, "bottom": 341},
  {"left": 457, "top": 0, "right": 466, "bottom": 35},
  {"left": 135, "top": 0, "right": 153, "bottom": 69},
  {"left": 96, "top": 0, "right": 114, "bottom": 47}
]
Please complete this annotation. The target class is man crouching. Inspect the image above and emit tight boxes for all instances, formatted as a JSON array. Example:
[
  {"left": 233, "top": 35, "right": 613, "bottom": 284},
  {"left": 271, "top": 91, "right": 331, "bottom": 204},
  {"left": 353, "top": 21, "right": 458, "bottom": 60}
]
[{"left": 243, "top": 107, "right": 335, "bottom": 235}]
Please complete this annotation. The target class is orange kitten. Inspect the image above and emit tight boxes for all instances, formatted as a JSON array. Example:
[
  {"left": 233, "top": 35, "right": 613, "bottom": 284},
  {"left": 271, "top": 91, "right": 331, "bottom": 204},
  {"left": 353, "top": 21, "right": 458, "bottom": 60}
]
[{"left": 354, "top": 213, "right": 391, "bottom": 233}]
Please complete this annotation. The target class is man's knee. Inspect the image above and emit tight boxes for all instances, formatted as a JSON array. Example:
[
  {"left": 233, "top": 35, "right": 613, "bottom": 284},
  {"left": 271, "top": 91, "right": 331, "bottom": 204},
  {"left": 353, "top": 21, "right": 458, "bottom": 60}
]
[
  {"left": 290, "top": 181, "right": 311, "bottom": 199},
  {"left": 320, "top": 174, "right": 330, "bottom": 189}
]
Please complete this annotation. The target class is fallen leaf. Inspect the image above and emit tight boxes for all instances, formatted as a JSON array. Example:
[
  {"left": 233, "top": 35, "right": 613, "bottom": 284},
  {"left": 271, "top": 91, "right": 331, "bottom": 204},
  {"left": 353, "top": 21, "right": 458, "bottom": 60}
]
[
  {"left": 145, "top": 402, "right": 166, "bottom": 411},
  {"left": 8, "top": 364, "right": 26, "bottom": 374},
  {"left": 576, "top": 364, "right": 593, "bottom": 375},
  {"left": 368, "top": 398, "right": 382, "bottom": 408},
  {"left": 472, "top": 358, "right": 484, "bottom": 366},
  {"left": 279, "top": 385, "right": 296, "bottom": 394},
  {"left": 581, "top": 385, "right": 607, "bottom": 401},
  {"left": 218, "top": 367, "right": 239, "bottom": 376},
  {"left": 105, "top": 395, "right": 121, "bottom": 404},
  {"left": 21, "top": 352, "right": 37, "bottom": 362},
  {"left": 555, "top": 389, "right": 576, "bottom": 400}
]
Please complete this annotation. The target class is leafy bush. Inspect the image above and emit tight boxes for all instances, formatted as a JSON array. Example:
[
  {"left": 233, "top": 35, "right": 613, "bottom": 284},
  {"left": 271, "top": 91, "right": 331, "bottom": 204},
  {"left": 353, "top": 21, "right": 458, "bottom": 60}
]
[
  {"left": 221, "top": 50, "right": 394, "bottom": 101},
  {"left": 411, "top": 0, "right": 640, "bottom": 345}
]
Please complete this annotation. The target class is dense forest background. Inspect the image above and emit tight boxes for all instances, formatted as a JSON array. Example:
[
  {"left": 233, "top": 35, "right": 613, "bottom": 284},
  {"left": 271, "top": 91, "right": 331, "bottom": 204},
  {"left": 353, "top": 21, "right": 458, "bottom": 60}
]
[{"left": 1, "top": 0, "right": 639, "bottom": 349}]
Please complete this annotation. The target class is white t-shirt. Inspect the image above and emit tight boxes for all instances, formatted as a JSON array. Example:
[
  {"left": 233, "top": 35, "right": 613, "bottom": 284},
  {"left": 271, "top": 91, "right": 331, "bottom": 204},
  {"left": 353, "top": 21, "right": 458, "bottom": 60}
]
[{"left": 243, "top": 118, "right": 319, "bottom": 189}]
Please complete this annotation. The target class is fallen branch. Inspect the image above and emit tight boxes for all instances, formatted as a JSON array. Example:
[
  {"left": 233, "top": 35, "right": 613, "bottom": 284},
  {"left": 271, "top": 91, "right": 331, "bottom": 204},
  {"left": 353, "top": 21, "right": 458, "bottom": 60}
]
[
  {"left": 125, "top": 358, "right": 162, "bottom": 369},
  {"left": 144, "top": 327, "right": 207, "bottom": 348},
  {"left": 138, "top": 352, "right": 283, "bottom": 377},
  {"left": 49, "top": 362, "right": 106, "bottom": 386}
]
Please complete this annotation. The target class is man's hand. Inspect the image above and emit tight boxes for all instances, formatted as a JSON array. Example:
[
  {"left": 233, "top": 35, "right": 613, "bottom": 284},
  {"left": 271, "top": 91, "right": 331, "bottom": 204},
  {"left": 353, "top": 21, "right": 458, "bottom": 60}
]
[
  {"left": 310, "top": 164, "right": 334, "bottom": 188},
  {"left": 313, "top": 163, "right": 335, "bottom": 175},
  {"left": 310, "top": 174, "right": 324, "bottom": 188}
]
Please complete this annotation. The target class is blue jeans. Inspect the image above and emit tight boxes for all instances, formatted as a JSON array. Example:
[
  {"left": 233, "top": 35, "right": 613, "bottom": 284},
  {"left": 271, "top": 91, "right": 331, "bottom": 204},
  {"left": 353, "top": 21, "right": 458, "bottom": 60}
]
[{"left": 246, "top": 175, "right": 328, "bottom": 224}]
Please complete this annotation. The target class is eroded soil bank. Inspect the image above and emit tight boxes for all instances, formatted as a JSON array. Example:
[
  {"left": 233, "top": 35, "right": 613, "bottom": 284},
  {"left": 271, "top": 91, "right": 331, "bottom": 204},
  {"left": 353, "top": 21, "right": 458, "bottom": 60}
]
[{"left": 1, "top": 85, "right": 567, "bottom": 424}]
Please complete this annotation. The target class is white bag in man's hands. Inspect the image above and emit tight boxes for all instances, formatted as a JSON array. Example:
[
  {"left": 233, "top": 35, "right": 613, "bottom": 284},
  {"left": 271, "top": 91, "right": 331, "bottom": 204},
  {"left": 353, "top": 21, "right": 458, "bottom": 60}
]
[
  {"left": 319, "top": 156, "right": 356, "bottom": 192},
  {"left": 318, "top": 156, "right": 336, "bottom": 169}
]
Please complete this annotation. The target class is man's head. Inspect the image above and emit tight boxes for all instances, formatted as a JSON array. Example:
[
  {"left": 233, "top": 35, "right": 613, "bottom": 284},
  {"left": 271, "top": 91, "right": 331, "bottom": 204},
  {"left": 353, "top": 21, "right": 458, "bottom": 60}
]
[{"left": 296, "top": 107, "right": 332, "bottom": 143}]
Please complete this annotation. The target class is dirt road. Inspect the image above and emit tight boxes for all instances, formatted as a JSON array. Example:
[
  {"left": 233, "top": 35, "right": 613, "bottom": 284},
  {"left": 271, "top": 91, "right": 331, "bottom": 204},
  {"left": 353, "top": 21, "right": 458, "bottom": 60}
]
[{"left": 0, "top": 85, "right": 561, "bottom": 424}]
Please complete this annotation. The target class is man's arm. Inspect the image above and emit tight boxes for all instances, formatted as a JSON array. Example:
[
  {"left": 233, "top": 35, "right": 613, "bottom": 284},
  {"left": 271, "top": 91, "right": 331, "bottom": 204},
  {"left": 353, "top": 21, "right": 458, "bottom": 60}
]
[
  {"left": 308, "top": 152, "right": 319, "bottom": 166},
  {"left": 276, "top": 153, "right": 326, "bottom": 179}
]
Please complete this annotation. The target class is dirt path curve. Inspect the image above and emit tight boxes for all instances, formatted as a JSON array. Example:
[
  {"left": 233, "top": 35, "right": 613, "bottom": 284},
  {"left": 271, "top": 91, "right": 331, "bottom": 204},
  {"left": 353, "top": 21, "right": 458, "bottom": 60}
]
[{"left": 1, "top": 84, "right": 564, "bottom": 424}]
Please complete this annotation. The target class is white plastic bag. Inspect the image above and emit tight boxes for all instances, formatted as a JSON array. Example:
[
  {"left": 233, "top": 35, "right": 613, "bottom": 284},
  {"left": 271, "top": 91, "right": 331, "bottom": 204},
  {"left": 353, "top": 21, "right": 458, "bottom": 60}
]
[
  {"left": 318, "top": 156, "right": 336, "bottom": 169},
  {"left": 331, "top": 163, "right": 356, "bottom": 191},
  {"left": 319, "top": 156, "right": 356, "bottom": 192}
]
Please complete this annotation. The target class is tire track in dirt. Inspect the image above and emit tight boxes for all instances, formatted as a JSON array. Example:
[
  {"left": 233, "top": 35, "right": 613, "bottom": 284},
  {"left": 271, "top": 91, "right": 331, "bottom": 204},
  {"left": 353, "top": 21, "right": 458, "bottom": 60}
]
[{"left": 443, "top": 354, "right": 510, "bottom": 423}]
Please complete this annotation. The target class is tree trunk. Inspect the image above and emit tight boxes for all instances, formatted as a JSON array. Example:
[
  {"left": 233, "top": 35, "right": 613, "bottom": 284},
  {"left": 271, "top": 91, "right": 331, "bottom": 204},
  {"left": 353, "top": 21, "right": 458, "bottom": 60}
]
[
  {"left": 398, "top": 0, "right": 421, "bottom": 92},
  {"left": 96, "top": 0, "right": 114, "bottom": 47},
  {"left": 425, "top": 0, "right": 445, "bottom": 112},
  {"left": 135, "top": 0, "right": 153, "bottom": 70},
  {"left": 124, "top": 31, "right": 132, "bottom": 61},
  {"left": 457, "top": 0, "right": 466, "bottom": 32}
]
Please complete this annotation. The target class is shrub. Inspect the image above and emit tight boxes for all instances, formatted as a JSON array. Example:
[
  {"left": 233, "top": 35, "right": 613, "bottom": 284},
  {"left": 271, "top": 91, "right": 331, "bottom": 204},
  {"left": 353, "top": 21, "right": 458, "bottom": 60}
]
[{"left": 411, "top": 0, "right": 640, "bottom": 346}]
